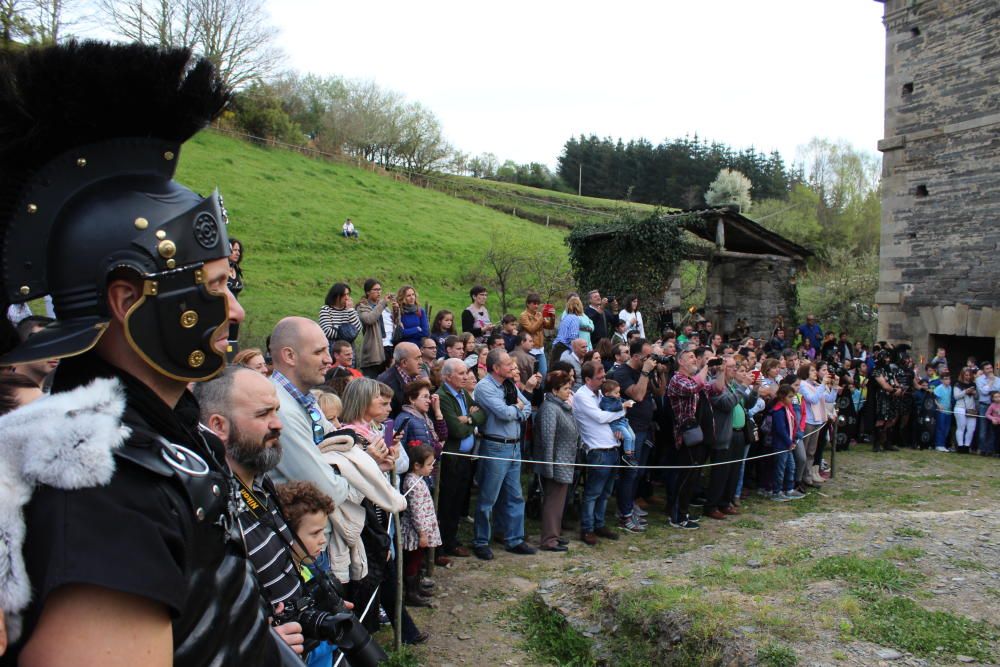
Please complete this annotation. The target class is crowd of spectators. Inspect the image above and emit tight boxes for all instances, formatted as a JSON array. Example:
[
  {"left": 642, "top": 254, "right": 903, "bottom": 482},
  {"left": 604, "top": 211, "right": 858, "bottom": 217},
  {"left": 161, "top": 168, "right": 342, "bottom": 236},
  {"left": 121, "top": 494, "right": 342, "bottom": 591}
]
[{"left": 6, "top": 276, "right": 998, "bottom": 666}]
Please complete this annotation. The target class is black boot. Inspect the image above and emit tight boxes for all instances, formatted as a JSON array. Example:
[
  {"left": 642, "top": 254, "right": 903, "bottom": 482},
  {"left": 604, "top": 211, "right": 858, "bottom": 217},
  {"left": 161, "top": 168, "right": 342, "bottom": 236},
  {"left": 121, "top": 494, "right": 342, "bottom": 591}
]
[{"left": 404, "top": 576, "right": 432, "bottom": 607}]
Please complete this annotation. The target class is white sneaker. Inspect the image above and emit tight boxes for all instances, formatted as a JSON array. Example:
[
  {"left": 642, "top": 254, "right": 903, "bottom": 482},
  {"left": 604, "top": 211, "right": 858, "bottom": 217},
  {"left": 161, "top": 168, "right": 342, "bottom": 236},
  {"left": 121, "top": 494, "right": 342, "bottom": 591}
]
[{"left": 935, "top": 446, "right": 949, "bottom": 452}]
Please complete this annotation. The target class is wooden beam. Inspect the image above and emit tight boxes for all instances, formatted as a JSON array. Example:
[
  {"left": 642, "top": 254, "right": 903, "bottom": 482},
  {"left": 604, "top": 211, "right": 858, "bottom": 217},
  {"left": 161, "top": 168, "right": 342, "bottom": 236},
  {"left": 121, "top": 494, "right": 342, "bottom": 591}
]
[{"left": 713, "top": 249, "right": 799, "bottom": 263}]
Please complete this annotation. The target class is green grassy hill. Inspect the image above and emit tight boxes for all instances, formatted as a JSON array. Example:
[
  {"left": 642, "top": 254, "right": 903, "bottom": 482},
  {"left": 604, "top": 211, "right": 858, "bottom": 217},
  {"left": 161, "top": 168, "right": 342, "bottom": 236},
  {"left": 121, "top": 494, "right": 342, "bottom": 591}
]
[
  {"left": 174, "top": 131, "right": 570, "bottom": 347},
  {"left": 422, "top": 173, "right": 667, "bottom": 228}
]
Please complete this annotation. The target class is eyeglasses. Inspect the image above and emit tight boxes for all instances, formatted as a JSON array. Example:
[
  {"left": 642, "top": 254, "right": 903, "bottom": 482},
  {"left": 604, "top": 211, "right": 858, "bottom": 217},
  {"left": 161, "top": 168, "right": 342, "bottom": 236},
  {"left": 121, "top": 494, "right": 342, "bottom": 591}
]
[
  {"left": 422, "top": 345, "right": 438, "bottom": 351},
  {"left": 307, "top": 405, "right": 325, "bottom": 445}
]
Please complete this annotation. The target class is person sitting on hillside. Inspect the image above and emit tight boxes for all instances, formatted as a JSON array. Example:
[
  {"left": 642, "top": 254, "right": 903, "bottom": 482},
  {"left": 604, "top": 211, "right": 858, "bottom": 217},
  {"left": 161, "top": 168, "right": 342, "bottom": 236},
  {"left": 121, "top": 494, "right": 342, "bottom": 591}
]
[{"left": 342, "top": 217, "right": 359, "bottom": 238}]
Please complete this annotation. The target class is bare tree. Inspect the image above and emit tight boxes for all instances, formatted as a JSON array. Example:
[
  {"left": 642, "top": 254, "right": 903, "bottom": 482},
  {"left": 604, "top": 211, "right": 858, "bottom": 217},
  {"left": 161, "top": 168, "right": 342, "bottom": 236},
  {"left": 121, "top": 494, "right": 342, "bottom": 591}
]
[
  {"left": 97, "top": 0, "right": 277, "bottom": 87},
  {"left": 29, "top": 0, "right": 73, "bottom": 43},
  {"left": 96, "top": 0, "right": 191, "bottom": 47},
  {"left": 193, "top": 0, "right": 278, "bottom": 88},
  {"left": 1, "top": 0, "right": 33, "bottom": 44}
]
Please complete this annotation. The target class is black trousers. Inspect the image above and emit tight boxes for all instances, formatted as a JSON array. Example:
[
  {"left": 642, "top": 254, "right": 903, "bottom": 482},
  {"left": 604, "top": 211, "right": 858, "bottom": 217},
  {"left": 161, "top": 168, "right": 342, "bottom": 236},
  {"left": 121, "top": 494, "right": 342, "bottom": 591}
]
[
  {"left": 437, "top": 447, "right": 473, "bottom": 550},
  {"left": 676, "top": 442, "right": 706, "bottom": 519},
  {"left": 707, "top": 431, "right": 744, "bottom": 512}
]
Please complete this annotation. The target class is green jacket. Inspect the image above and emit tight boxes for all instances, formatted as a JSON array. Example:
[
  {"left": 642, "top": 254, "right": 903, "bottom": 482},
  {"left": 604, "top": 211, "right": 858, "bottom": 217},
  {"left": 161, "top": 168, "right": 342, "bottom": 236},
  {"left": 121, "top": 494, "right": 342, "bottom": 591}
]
[{"left": 436, "top": 382, "right": 486, "bottom": 451}]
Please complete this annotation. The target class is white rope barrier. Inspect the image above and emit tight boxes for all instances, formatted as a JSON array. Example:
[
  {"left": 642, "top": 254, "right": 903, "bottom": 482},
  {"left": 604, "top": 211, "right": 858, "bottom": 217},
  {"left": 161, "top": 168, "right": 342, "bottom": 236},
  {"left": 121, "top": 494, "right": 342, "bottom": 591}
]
[{"left": 439, "top": 424, "right": 829, "bottom": 470}]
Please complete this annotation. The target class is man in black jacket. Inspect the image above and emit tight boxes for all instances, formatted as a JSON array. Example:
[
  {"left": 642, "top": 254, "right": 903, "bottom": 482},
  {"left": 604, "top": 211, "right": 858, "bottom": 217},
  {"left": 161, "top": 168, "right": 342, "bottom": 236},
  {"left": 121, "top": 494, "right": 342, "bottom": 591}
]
[
  {"left": 0, "top": 43, "right": 298, "bottom": 666},
  {"left": 585, "top": 290, "right": 609, "bottom": 344},
  {"left": 377, "top": 341, "right": 421, "bottom": 417}
]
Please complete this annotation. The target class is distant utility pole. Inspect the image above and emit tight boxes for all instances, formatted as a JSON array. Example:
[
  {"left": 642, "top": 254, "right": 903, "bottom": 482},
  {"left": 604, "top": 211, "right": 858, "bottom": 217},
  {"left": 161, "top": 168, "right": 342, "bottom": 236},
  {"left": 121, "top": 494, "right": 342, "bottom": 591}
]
[{"left": 578, "top": 163, "right": 582, "bottom": 197}]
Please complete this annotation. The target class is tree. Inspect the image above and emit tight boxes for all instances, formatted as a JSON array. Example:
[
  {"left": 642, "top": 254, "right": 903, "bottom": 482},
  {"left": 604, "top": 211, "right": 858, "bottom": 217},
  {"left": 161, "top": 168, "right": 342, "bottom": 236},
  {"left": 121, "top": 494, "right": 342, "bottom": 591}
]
[
  {"left": 704, "top": 168, "right": 752, "bottom": 212},
  {"left": 193, "top": 0, "right": 278, "bottom": 88},
  {"left": 96, "top": 0, "right": 196, "bottom": 48},
  {"left": 28, "top": 0, "right": 72, "bottom": 43},
  {"left": 1, "top": 0, "right": 34, "bottom": 45},
  {"left": 231, "top": 81, "right": 302, "bottom": 144},
  {"left": 798, "top": 247, "right": 878, "bottom": 342},
  {"left": 97, "top": 0, "right": 278, "bottom": 88},
  {"left": 567, "top": 210, "right": 689, "bottom": 309},
  {"left": 752, "top": 183, "right": 824, "bottom": 252},
  {"left": 468, "top": 153, "right": 498, "bottom": 179},
  {"left": 472, "top": 232, "right": 527, "bottom": 315}
]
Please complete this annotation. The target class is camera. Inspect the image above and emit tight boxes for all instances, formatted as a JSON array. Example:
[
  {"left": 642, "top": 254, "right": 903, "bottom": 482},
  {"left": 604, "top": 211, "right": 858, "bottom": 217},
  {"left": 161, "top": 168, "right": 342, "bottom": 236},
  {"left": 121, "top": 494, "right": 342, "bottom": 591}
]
[
  {"left": 275, "top": 574, "right": 387, "bottom": 666},
  {"left": 650, "top": 353, "right": 675, "bottom": 366}
]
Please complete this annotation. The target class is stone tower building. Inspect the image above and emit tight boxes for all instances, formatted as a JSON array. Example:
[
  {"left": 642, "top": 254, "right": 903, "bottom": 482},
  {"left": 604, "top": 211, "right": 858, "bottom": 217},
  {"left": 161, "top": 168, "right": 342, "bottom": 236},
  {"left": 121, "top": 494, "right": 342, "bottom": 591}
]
[{"left": 876, "top": 0, "right": 1000, "bottom": 369}]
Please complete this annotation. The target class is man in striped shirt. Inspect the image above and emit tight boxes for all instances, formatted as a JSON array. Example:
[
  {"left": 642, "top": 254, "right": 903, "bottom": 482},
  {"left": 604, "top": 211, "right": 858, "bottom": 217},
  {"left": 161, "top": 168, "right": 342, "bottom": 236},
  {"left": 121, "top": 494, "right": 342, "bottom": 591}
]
[{"left": 196, "top": 368, "right": 306, "bottom": 643}]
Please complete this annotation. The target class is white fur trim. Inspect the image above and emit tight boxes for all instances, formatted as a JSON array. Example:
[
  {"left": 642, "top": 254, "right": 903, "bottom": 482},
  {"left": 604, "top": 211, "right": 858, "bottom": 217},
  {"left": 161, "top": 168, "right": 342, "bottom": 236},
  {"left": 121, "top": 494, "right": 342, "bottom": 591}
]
[{"left": 0, "top": 377, "right": 129, "bottom": 643}]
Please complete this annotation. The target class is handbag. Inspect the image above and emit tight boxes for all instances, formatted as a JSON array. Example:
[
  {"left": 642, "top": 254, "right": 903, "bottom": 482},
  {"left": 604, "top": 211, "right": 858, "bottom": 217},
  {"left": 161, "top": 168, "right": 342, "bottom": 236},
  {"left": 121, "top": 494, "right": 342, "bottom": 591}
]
[
  {"left": 334, "top": 321, "right": 359, "bottom": 342},
  {"left": 390, "top": 311, "right": 404, "bottom": 345},
  {"left": 680, "top": 420, "right": 704, "bottom": 447}
]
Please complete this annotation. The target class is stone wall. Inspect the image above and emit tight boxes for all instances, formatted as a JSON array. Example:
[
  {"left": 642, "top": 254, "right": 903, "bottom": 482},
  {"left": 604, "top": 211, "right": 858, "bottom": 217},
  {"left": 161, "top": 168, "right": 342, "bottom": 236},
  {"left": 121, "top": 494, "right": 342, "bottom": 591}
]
[
  {"left": 705, "top": 257, "right": 797, "bottom": 339},
  {"left": 877, "top": 0, "right": 1000, "bottom": 361}
]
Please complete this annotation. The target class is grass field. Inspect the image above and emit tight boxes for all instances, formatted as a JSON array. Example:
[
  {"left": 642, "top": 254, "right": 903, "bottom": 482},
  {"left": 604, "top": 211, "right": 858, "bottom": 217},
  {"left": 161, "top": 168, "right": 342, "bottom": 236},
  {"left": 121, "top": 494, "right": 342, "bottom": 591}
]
[
  {"left": 427, "top": 173, "right": 666, "bottom": 228},
  {"left": 173, "top": 131, "right": 571, "bottom": 347}
]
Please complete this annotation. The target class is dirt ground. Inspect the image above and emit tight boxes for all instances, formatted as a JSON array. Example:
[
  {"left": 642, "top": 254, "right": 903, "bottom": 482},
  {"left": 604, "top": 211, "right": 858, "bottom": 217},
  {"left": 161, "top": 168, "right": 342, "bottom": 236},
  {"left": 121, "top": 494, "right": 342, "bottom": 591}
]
[{"left": 394, "top": 447, "right": 1000, "bottom": 666}]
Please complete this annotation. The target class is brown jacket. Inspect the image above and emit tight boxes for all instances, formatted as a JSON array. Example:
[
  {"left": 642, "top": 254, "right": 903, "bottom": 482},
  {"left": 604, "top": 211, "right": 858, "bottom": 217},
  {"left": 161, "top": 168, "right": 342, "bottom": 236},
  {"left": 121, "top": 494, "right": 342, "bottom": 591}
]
[
  {"left": 519, "top": 309, "right": 544, "bottom": 349},
  {"left": 357, "top": 297, "right": 391, "bottom": 368}
]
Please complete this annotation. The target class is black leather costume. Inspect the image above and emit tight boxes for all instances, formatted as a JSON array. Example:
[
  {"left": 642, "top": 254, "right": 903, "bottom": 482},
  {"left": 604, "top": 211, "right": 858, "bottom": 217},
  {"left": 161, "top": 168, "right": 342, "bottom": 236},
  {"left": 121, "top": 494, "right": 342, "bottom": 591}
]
[
  {"left": 0, "top": 42, "right": 299, "bottom": 665},
  {"left": 8, "top": 353, "right": 291, "bottom": 666}
]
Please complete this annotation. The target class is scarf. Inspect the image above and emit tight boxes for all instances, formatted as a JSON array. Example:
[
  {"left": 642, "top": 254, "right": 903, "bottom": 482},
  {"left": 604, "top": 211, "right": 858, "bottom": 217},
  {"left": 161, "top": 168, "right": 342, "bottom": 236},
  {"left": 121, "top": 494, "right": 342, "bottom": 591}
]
[
  {"left": 402, "top": 303, "right": 420, "bottom": 315},
  {"left": 401, "top": 404, "right": 442, "bottom": 452}
]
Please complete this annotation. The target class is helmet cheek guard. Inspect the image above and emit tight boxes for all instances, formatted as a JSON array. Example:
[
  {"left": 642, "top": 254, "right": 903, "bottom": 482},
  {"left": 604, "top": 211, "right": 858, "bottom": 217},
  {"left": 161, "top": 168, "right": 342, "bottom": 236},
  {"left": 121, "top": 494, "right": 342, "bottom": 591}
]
[{"left": 124, "top": 266, "right": 229, "bottom": 382}]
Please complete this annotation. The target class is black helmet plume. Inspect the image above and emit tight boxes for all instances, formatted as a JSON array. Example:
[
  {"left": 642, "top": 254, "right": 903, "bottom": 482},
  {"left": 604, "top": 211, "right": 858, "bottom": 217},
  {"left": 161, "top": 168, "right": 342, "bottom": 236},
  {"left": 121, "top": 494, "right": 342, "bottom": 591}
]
[{"left": 0, "top": 41, "right": 235, "bottom": 382}]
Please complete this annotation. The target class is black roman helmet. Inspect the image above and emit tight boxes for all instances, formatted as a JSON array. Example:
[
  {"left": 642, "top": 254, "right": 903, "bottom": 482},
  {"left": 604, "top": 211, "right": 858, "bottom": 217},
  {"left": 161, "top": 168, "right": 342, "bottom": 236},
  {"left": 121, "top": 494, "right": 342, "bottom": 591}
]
[{"left": 0, "top": 41, "right": 233, "bottom": 381}]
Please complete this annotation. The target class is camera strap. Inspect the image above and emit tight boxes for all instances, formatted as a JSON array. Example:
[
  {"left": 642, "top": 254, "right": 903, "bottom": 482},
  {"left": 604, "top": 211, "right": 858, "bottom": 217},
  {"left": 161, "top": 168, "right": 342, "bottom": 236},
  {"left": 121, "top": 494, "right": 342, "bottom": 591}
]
[
  {"left": 233, "top": 473, "right": 352, "bottom": 610},
  {"left": 235, "top": 475, "right": 318, "bottom": 575}
]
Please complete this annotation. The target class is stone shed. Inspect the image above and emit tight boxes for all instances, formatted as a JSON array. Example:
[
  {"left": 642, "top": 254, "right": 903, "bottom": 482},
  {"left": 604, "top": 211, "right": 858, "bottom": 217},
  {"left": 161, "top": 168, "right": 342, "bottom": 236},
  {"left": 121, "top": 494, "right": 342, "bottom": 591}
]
[
  {"left": 876, "top": 0, "right": 1000, "bottom": 368},
  {"left": 574, "top": 207, "right": 812, "bottom": 338}
]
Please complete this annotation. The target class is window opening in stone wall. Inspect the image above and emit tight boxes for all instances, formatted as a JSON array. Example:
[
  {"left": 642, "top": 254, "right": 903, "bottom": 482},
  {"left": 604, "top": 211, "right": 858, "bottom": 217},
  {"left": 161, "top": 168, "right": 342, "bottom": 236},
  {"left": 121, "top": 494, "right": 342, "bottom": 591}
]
[
  {"left": 914, "top": 185, "right": 929, "bottom": 197},
  {"left": 902, "top": 82, "right": 914, "bottom": 95},
  {"left": 910, "top": 26, "right": 921, "bottom": 37},
  {"left": 929, "top": 335, "right": 997, "bottom": 373}
]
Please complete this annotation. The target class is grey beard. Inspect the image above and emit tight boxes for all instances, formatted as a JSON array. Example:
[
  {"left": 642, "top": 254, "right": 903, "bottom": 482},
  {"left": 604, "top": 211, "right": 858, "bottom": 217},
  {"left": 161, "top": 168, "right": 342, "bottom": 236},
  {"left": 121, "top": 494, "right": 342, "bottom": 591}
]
[{"left": 227, "top": 425, "right": 282, "bottom": 475}]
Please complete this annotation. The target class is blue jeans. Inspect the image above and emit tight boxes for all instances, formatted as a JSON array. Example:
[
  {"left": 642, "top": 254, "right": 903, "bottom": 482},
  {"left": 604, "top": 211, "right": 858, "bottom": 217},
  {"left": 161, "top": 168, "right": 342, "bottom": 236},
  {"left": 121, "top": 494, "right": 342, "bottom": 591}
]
[
  {"left": 977, "top": 403, "right": 993, "bottom": 453},
  {"left": 615, "top": 429, "right": 647, "bottom": 519},
  {"left": 772, "top": 449, "right": 795, "bottom": 494},
  {"left": 734, "top": 443, "right": 751, "bottom": 498},
  {"left": 581, "top": 447, "right": 619, "bottom": 532},
  {"left": 473, "top": 441, "right": 526, "bottom": 548},
  {"left": 612, "top": 422, "right": 636, "bottom": 454},
  {"left": 935, "top": 411, "right": 952, "bottom": 448}
]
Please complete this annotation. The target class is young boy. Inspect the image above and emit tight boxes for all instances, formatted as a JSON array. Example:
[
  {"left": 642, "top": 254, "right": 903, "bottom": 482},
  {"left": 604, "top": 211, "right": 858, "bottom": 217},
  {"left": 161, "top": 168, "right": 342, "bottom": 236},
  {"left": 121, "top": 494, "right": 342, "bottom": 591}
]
[
  {"left": 611, "top": 319, "right": 628, "bottom": 346},
  {"left": 933, "top": 372, "right": 953, "bottom": 452},
  {"left": 500, "top": 314, "right": 520, "bottom": 352},
  {"left": 599, "top": 379, "right": 636, "bottom": 457},
  {"left": 274, "top": 480, "right": 338, "bottom": 667}
]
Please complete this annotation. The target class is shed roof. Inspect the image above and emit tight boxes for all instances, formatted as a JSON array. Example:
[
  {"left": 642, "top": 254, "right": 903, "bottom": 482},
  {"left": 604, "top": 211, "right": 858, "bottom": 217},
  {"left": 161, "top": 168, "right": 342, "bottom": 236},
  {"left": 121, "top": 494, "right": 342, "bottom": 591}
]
[
  {"left": 670, "top": 207, "right": 814, "bottom": 261},
  {"left": 576, "top": 206, "right": 813, "bottom": 263}
]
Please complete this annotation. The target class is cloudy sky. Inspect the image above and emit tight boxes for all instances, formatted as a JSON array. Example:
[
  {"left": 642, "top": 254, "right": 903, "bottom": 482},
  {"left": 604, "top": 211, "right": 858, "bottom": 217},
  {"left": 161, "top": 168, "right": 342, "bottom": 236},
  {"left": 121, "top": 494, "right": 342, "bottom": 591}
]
[{"left": 266, "top": 0, "right": 888, "bottom": 167}]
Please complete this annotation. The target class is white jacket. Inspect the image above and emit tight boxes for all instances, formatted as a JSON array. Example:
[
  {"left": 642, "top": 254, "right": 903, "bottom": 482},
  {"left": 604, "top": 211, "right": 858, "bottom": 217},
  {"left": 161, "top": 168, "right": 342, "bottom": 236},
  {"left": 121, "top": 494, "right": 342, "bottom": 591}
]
[{"left": 322, "top": 445, "right": 407, "bottom": 582}]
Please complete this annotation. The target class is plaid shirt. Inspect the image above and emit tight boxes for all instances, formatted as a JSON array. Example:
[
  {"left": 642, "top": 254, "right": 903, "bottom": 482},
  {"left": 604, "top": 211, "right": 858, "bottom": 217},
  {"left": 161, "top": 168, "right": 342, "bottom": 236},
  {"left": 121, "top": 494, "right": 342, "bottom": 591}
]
[
  {"left": 271, "top": 370, "right": 324, "bottom": 444},
  {"left": 271, "top": 370, "right": 317, "bottom": 411},
  {"left": 667, "top": 371, "right": 722, "bottom": 442}
]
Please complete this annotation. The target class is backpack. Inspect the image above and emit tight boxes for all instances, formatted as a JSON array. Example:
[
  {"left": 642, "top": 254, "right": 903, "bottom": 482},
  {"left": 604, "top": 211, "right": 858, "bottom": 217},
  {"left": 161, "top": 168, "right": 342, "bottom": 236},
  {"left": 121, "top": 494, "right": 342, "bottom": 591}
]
[{"left": 759, "top": 408, "right": 774, "bottom": 448}]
